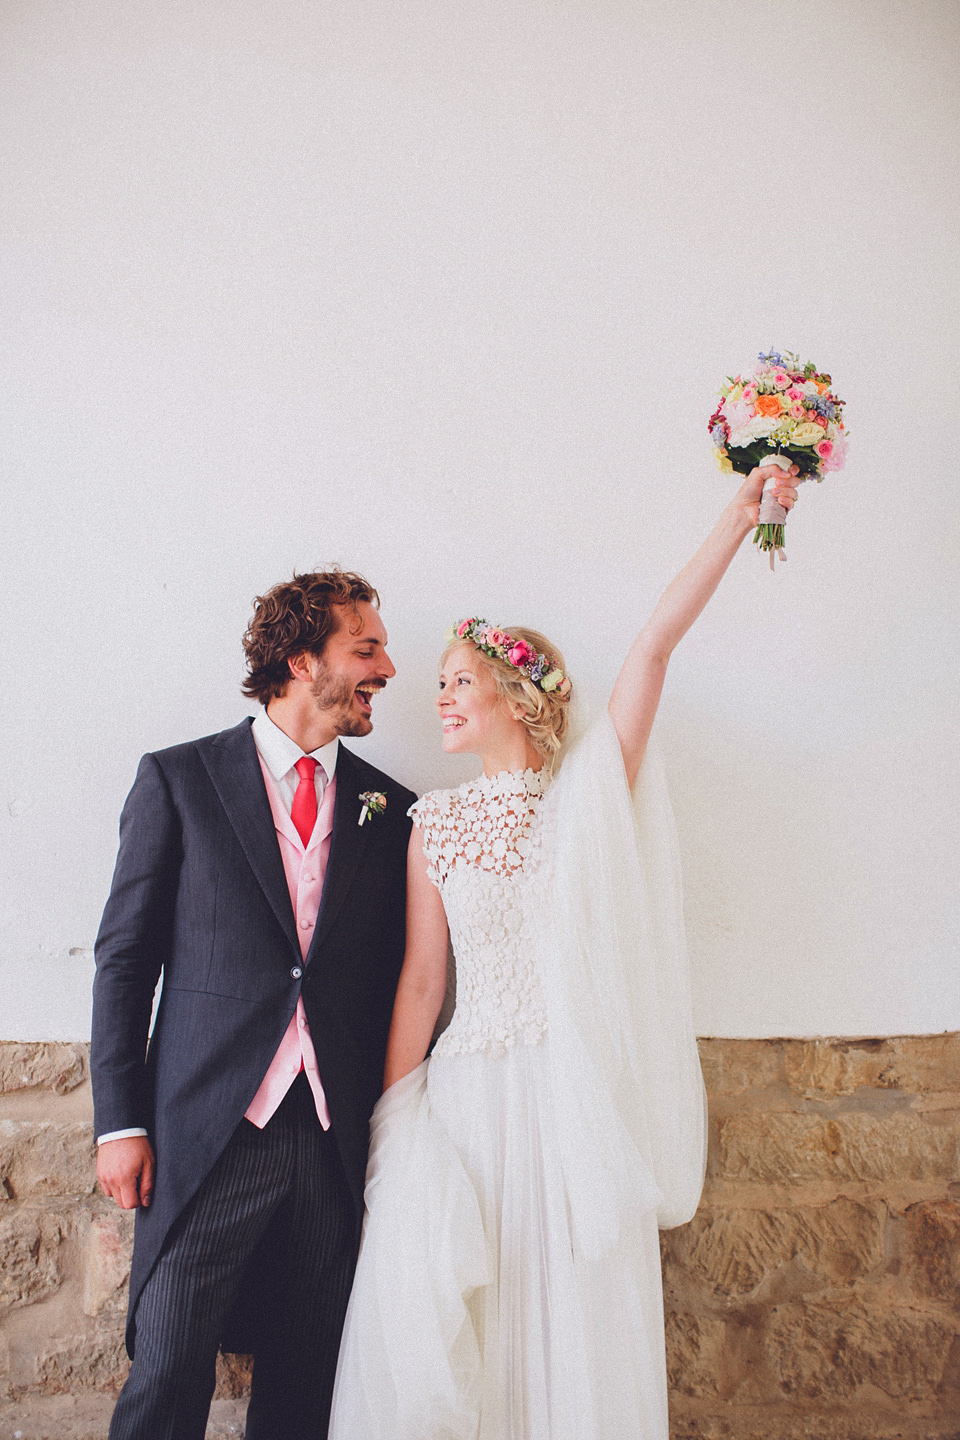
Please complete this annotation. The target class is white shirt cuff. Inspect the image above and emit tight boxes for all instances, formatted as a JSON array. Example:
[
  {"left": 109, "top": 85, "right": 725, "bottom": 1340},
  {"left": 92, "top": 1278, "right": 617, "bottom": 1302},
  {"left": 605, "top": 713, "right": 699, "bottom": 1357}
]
[{"left": 97, "top": 1127, "right": 149, "bottom": 1145}]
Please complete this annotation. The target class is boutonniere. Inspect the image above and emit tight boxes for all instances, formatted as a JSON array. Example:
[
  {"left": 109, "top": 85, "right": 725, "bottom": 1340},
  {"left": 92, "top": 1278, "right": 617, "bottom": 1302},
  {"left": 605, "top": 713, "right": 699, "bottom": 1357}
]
[{"left": 358, "top": 791, "right": 387, "bottom": 826}]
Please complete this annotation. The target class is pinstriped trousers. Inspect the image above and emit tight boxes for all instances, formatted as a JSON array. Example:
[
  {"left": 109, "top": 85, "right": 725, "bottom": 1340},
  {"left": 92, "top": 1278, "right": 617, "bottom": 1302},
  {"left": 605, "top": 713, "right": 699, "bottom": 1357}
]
[{"left": 108, "top": 1075, "right": 358, "bottom": 1440}]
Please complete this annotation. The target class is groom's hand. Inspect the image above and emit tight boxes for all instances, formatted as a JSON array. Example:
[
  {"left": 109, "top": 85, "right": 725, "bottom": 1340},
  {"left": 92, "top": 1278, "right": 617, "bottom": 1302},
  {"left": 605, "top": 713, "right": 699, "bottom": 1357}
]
[{"left": 97, "top": 1136, "right": 156, "bottom": 1209}]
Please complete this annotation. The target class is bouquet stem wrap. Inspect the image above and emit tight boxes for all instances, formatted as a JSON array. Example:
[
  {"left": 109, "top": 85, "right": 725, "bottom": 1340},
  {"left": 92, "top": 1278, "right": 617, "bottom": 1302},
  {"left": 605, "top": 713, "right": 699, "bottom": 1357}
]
[{"left": 755, "top": 454, "right": 804, "bottom": 570}]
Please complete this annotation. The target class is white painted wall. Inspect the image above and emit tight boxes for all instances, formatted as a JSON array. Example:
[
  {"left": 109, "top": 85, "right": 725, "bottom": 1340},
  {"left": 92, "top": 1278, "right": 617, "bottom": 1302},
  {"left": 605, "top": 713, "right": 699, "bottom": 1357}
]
[{"left": 2, "top": 0, "right": 958, "bottom": 1040}]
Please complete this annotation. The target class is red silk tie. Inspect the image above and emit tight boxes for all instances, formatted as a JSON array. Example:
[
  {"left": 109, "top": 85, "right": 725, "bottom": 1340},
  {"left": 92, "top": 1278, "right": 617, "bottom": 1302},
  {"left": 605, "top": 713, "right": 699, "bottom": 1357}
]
[{"left": 291, "top": 756, "right": 319, "bottom": 847}]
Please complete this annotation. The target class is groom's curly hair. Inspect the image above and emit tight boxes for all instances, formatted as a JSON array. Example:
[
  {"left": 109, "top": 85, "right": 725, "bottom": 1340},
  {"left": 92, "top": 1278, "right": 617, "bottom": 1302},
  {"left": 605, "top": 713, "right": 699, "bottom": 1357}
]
[{"left": 242, "top": 568, "right": 379, "bottom": 705}]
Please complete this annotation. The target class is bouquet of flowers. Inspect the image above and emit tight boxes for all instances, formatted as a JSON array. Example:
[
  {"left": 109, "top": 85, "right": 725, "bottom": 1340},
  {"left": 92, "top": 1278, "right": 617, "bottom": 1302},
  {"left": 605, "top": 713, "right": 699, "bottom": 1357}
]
[{"left": 709, "top": 350, "right": 847, "bottom": 567}]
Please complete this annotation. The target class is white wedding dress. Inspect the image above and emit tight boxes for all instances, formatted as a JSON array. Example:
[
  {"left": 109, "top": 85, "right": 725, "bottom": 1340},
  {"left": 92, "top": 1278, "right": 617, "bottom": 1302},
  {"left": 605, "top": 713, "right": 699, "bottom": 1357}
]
[{"left": 329, "top": 714, "right": 707, "bottom": 1440}]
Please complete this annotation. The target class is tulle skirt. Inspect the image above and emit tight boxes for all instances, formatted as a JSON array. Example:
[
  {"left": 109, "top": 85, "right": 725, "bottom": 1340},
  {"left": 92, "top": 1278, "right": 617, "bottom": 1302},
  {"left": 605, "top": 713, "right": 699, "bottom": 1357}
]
[{"left": 329, "top": 1040, "right": 670, "bottom": 1440}]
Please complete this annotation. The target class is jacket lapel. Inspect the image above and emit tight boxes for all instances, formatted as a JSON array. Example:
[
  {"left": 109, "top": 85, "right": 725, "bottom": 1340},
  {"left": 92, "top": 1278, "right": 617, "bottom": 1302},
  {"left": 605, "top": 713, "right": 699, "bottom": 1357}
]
[
  {"left": 198, "top": 719, "right": 300, "bottom": 959},
  {"left": 311, "top": 745, "right": 371, "bottom": 954},
  {"left": 307, "top": 773, "right": 337, "bottom": 853}
]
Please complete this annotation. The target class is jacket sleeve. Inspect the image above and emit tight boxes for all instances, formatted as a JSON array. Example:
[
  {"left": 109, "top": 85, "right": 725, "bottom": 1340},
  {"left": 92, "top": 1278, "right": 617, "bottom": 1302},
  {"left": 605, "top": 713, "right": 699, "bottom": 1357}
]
[{"left": 90, "top": 753, "right": 182, "bottom": 1138}]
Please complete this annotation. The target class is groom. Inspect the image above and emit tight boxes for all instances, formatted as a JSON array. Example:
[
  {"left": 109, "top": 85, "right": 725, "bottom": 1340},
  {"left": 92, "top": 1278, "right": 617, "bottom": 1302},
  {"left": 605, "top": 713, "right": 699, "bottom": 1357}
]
[{"left": 91, "top": 569, "right": 415, "bottom": 1440}]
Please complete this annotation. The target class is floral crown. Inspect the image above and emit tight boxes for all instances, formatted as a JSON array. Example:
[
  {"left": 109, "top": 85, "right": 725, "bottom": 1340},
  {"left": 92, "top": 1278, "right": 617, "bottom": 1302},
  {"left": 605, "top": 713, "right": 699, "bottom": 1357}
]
[{"left": 446, "top": 618, "right": 572, "bottom": 698}]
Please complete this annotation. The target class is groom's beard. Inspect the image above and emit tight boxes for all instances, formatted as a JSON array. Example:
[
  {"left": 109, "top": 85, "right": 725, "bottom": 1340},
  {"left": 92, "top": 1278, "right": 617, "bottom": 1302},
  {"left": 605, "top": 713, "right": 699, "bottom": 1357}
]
[{"left": 310, "top": 665, "right": 382, "bottom": 737}]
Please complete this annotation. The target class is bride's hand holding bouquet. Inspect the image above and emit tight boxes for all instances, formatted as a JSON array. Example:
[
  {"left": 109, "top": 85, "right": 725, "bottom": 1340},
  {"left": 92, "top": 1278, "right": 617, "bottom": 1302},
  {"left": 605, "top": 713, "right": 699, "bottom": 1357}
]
[{"left": 727, "top": 460, "right": 800, "bottom": 538}]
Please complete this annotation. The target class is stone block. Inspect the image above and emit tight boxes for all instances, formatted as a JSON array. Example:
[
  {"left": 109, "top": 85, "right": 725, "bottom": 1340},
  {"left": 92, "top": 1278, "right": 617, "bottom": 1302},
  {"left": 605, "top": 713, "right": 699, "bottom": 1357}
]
[
  {"left": 0, "top": 1121, "right": 97, "bottom": 1199},
  {"left": 664, "top": 1199, "right": 885, "bottom": 1298},
  {"left": 697, "top": 1039, "right": 783, "bottom": 1097},
  {"left": 719, "top": 1110, "right": 960, "bottom": 1185},
  {"left": 765, "top": 1299, "right": 958, "bottom": 1401},
  {"left": 785, "top": 1034, "right": 960, "bottom": 1100},
  {"left": 904, "top": 1200, "right": 960, "bottom": 1305},
  {"left": 0, "top": 1044, "right": 86, "bottom": 1096},
  {"left": 664, "top": 1311, "right": 727, "bottom": 1398},
  {"left": 82, "top": 1211, "right": 134, "bottom": 1318},
  {"left": 670, "top": 1415, "right": 960, "bottom": 1440},
  {"left": 0, "top": 1209, "right": 64, "bottom": 1310},
  {"left": 35, "top": 1329, "right": 129, "bottom": 1394},
  {"left": 215, "top": 1351, "right": 253, "bottom": 1399},
  {"left": 0, "top": 1395, "right": 114, "bottom": 1440},
  {"left": 0, "top": 1395, "right": 248, "bottom": 1439}
]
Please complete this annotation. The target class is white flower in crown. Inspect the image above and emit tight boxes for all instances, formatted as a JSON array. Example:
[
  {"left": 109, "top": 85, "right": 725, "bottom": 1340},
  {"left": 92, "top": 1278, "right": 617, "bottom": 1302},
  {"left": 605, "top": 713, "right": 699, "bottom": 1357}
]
[{"left": 358, "top": 791, "right": 387, "bottom": 826}]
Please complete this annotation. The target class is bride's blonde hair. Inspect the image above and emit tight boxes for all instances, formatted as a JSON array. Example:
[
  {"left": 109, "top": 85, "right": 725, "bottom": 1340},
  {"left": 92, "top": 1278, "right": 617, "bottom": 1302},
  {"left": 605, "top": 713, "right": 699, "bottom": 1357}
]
[{"left": 443, "top": 626, "right": 571, "bottom": 769}]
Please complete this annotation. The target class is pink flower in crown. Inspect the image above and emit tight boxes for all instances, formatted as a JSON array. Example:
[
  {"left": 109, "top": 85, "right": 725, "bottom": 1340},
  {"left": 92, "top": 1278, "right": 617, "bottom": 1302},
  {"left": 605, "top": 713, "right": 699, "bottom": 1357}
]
[
  {"left": 488, "top": 629, "right": 507, "bottom": 647},
  {"left": 456, "top": 619, "right": 472, "bottom": 638},
  {"left": 508, "top": 640, "right": 534, "bottom": 667}
]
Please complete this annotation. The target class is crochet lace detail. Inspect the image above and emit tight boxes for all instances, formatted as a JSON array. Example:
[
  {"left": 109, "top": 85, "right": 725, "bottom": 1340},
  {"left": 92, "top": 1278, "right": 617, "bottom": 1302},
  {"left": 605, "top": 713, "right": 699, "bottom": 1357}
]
[{"left": 409, "top": 769, "right": 550, "bottom": 1056}]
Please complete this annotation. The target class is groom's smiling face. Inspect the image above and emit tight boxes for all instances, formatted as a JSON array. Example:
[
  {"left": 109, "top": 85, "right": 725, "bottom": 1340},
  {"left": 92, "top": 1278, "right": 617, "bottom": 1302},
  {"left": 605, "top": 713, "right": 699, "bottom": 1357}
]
[{"left": 306, "top": 600, "right": 396, "bottom": 738}]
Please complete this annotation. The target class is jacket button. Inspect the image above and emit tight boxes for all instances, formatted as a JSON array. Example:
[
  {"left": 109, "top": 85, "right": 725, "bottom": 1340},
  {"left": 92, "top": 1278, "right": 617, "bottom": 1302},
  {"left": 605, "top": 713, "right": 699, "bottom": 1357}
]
[{"left": 291, "top": 966, "right": 303, "bottom": 980}]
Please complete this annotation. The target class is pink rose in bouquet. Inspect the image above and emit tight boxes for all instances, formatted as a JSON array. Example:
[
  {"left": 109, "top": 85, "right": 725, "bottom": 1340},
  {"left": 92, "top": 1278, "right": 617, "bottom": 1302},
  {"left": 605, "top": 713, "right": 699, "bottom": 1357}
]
[{"left": 818, "top": 432, "right": 847, "bottom": 472}]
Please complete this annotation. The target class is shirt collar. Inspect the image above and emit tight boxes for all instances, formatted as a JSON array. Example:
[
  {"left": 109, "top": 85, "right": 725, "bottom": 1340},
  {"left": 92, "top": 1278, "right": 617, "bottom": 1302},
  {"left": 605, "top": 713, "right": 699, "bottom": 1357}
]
[{"left": 251, "top": 709, "right": 340, "bottom": 784}]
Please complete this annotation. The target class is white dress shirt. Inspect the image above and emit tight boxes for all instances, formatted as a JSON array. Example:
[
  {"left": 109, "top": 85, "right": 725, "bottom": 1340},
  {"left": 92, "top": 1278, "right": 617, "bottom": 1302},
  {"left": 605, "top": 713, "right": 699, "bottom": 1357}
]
[
  {"left": 96, "top": 713, "right": 340, "bottom": 1146},
  {"left": 250, "top": 709, "right": 340, "bottom": 814}
]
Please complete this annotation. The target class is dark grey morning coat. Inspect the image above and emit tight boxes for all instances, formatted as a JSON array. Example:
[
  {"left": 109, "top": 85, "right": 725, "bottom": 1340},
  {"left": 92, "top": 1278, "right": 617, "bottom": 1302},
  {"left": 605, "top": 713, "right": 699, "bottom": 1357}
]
[{"left": 91, "top": 718, "right": 414, "bottom": 1356}]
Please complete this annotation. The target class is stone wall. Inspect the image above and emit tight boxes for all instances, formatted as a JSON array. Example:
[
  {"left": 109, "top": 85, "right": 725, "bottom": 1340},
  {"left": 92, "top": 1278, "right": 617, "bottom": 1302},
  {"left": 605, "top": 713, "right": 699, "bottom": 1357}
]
[
  {"left": 0, "top": 1037, "right": 957, "bottom": 1438},
  {"left": 664, "top": 1035, "right": 960, "bottom": 1440}
]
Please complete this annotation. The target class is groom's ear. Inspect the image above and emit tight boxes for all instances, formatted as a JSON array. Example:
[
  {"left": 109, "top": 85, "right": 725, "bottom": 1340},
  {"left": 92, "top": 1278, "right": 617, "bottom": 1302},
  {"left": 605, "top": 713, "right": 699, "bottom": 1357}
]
[{"left": 286, "top": 651, "right": 315, "bottom": 684}]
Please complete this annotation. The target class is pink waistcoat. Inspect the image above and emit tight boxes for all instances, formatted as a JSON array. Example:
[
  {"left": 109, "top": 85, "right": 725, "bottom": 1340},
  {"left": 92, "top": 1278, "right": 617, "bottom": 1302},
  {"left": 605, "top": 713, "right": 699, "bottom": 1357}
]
[{"left": 244, "top": 759, "right": 336, "bottom": 1129}]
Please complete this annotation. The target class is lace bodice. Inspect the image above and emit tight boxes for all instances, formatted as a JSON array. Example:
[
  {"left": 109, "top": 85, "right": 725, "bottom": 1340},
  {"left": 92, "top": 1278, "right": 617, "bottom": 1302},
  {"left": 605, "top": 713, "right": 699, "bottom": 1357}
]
[{"left": 410, "top": 768, "right": 550, "bottom": 1056}]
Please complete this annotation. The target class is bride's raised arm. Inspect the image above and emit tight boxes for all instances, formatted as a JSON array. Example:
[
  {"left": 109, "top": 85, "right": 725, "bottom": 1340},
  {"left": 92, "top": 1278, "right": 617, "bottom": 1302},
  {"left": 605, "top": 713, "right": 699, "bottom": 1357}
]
[{"left": 608, "top": 463, "right": 798, "bottom": 788}]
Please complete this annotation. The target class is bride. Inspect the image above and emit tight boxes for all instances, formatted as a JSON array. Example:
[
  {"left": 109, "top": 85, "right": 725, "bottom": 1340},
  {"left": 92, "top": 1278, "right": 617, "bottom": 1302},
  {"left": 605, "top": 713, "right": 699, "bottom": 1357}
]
[{"left": 329, "top": 463, "right": 799, "bottom": 1440}]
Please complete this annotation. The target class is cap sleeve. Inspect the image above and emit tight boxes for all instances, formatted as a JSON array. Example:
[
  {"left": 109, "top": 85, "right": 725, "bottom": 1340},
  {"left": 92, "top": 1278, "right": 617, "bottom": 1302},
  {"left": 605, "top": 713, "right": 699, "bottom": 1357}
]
[{"left": 407, "top": 789, "right": 455, "bottom": 889}]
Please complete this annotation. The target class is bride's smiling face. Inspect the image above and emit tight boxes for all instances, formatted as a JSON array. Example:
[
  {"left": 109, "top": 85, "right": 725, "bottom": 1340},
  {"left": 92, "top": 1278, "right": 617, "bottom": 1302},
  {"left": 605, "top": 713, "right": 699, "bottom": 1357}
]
[{"left": 436, "top": 644, "right": 517, "bottom": 757}]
